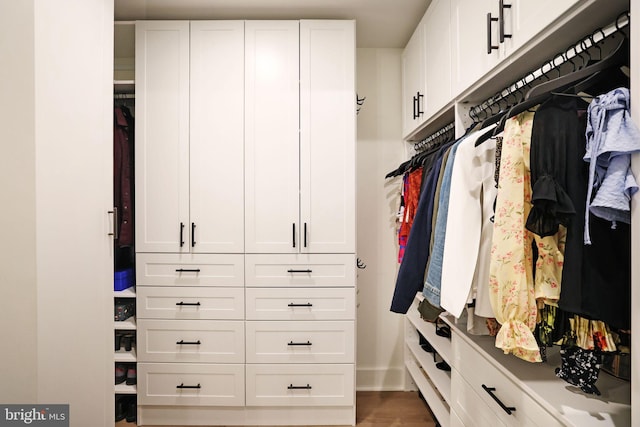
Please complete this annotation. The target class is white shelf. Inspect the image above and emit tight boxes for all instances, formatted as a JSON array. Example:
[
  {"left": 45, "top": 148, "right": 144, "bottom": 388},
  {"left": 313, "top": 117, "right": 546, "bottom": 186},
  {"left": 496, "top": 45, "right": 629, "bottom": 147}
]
[
  {"left": 114, "top": 286, "right": 136, "bottom": 298},
  {"left": 115, "top": 383, "right": 137, "bottom": 395},
  {"left": 406, "top": 340, "right": 451, "bottom": 404},
  {"left": 406, "top": 300, "right": 452, "bottom": 365},
  {"left": 114, "top": 316, "right": 136, "bottom": 330},
  {"left": 115, "top": 348, "right": 137, "bottom": 363},
  {"left": 114, "top": 79, "right": 135, "bottom": 94},
  {"left": 405, "top": 359, "right": 450, "bottom": 427}
]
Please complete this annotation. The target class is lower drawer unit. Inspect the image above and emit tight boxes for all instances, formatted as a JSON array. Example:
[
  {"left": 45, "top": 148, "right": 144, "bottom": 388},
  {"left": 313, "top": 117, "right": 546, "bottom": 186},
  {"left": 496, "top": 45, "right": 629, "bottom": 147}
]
[
  {"left": 138, "top": 319, "right": 244, "bottom": 363},
  {"left": 245, "top": 287, "right": 355, "bottom": 320},
  {"left": 451, "top": 368, "right": 506, "bottom": 427},
  {"left": 245, "top": 364, "right": 355, "bottom": 406},
  {"left": 452, "top": 332, "right": 562, "bottom": 426},
  {"left": 137, "top": 286, "right": 244, "bottom": 320},
  {"left": 137, "top": 362, "right": 245, "bottom": 406},
  {"left": 246, "top": 321, "right": 355, "bottom": 363}
]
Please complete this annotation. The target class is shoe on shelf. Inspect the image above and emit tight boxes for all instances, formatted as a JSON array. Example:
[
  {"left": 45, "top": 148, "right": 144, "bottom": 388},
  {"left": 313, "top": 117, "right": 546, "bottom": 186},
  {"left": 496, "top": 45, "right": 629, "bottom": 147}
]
[
  {"left": 115, "top": 332, "right": 123, "bottom": 352},
  {"left": 115, "top": 396, "right": 126, "bottom": 422},
  {"left": 122, "top": 333, "right": 135, "bottom": 352},
  {"left": 125, "top": 366, "right": 137, "bottom": 386},
  {"left": 115, "top": 364, "right": 127, "bottom": 385},
  {"left": 125, "top": 396, "right": 137, "bottom": 423}
]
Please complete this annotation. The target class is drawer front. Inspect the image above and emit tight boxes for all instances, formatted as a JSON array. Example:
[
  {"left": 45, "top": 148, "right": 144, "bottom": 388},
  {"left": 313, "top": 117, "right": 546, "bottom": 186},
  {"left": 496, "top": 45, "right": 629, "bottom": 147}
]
[
  {"left": 245, "top": 254, "right": 355, "bottom": 287},
  {"left": 138, "top": 362, "right": 244, "bottom": 406},
  {"left": 246, "top": 287, "right": 355, "bottom": 320},
  {"left": 245, "top": 364, "right": 354, "bottom": 406},
  {"left": 451, "top": 369, "right": 507, "bottom": 427},
  {"left": 453, "top": 333, "right": 562, "bottom": 426},
  {"left": 246, "top": 321, "right": 355, "bottom": 363},
  {"left": 136, "top": 253, "right": 244, "bottom": 287},
  {"left": 137, "top": 286, "right": 244, "bottom": 320},
  {"left": 138, "top": 319, "right": 244, "bottom": 363}
]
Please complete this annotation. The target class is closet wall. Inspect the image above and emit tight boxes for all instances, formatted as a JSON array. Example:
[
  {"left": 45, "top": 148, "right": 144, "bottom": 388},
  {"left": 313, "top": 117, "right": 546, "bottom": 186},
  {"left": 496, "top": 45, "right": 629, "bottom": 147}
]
[{"left": 0, "top": 1, "right": 115, "bottom": 426}]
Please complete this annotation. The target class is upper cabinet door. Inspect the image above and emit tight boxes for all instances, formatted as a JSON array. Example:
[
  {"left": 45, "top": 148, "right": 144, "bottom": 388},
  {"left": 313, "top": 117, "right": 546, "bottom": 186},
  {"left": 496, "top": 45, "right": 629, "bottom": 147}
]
[
  {"left": 401, "top": 21, "right": 426, "bottom": 138},
  {"left": 136, "top": 21, "right": 190, "bottom": 253},
  {"left": 299, "top": 20, "right": 356, "bottom": 254},
  {"left": 451, "top": 0, "right": 502, "bottom": 96},
  {"left": 424, "top": 0, "right": 452, "bottom": 118},
  {"left": 190, "top": 21, "right": 245, "bottom": 253},
  {"left": 245, "top": 21, "right": 300, "bottom": 253}
]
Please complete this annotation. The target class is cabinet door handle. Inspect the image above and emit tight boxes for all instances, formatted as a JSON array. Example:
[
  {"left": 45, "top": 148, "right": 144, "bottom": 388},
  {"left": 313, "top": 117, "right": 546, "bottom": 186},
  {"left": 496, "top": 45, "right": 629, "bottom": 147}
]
[
  {"left": 412, "top": 95, "right": 418, "bottom": 119},
  {"left": 288, "top": 303, "right": 313, "bottom": 307},
  {"left": 176, "top": 340, "right": 201, "bottom": 345},
  {"left": 482, "top": 384, "right": 516, "bottom": 415},
  {"left": 180, "top": 222, "right": 185, "bottom": 247},
  {"left": 177, "top": 383, "right": 201, "bottom": 389},
  {"left": 108, "top": 207, "right": 119, "bottom": 239},
  {"left": 304, "top": 223, "right": 308, "bottom": 247},
  {"left": 287, "top": 384, "right": 312, "bottom": 390},
  {"left": 175, "top": 268, "right": 201, "bottom": 273},
  {"left": 292, "top": 223, "right": 296, "bottom": 248},
  {"left": 417, "top": 92, "right": 424, "bottom": 117},
  {"left": 288, "top": 340, "right": 312, "bottom": 346},
  {"left": 287, "top": 269, "right": 313, "bottom": 273},
  {"left": 191, "top": 222, "right": 196, "bottom": 247},
  {"left": 487, "top": 13, "right": 499, "bottom": 54},
  {"left": 176, "top": 301, "right": 201, "bottom": 306},
  {"left": 499, "top": 0, "right": 512, "bottom": 43}
]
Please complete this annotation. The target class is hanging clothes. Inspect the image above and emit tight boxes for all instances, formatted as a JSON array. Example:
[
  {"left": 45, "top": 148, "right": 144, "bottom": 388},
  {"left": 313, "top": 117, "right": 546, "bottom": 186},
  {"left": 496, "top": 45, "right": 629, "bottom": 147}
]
[
  {"left": 114, "top": 106, "right": 134, "bottom": 248},
  {"left": 397, "top": 167, "right": 423, "bottom": 263},
  {"left": 439, "top": 124, "right": 497, "bottom": 320}
]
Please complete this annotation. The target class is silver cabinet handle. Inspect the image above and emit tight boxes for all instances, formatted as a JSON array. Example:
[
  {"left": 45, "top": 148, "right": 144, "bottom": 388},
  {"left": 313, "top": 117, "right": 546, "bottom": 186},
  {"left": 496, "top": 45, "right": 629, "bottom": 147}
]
[{"left": 108, "top": 207, "right": 119, "bottom": 239}]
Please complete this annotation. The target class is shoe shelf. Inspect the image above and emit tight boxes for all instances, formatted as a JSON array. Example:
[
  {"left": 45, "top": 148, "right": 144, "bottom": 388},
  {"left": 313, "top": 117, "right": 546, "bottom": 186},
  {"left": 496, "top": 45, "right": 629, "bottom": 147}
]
[
  {"left": 115, "top": 383, "right": 137, "bottom": 395},
  {"left": 405, "top": 356, "right": 450, "bottom": 427},
  {"left": 405, "top": 339, "right": 451, "bottom": 404},
  {"left": 114, "top": 316, "right": 136, "bottom": 331},
  {"left": 115, "top": 348, "right": 137, "bottom": 363},
  {"left": 406, "top": 296, "right": 452, "bottom": 365}
]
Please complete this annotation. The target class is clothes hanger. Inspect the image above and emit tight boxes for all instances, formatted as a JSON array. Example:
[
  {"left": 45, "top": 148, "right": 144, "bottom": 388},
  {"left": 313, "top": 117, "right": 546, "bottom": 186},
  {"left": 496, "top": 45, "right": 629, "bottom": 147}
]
[{"left": 524, "top": 35, "right": 627, "bottom": 100}]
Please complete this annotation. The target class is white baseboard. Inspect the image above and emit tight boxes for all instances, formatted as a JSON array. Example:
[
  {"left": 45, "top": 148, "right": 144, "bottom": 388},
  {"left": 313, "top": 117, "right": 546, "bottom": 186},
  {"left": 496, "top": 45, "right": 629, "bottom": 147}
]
[{"left": 356, "top": 367, "right": 405, "bottom": 391}]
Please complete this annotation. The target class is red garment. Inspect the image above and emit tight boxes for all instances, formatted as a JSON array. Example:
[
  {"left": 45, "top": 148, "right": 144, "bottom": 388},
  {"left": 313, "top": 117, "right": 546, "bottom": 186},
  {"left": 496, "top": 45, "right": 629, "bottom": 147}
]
[
  {"left": 398, "top": 167, "right": 423, "bottom": 262},
  {"left": 114, "top": 107, "right": 133, "bottom": 247}
]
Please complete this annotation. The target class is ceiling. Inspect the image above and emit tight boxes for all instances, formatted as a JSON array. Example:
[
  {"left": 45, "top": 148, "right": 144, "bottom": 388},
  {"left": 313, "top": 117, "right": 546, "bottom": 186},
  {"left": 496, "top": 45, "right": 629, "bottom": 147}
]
[{"left": 114, "top": 0, "right": 430, "bottom": 48}]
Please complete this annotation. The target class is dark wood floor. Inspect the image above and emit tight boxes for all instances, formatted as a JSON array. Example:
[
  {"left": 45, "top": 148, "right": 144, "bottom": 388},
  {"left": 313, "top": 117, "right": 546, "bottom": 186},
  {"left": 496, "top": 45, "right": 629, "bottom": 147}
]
[{"left": 115, "top": 391, "right": 436, "bottom": 427}]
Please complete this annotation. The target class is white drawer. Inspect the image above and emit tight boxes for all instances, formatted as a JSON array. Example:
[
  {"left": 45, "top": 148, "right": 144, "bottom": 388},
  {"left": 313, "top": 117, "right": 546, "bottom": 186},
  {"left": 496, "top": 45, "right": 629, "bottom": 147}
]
[
  {"left": 452, "top": 333, "right": 563, "bottom": 426},
  {"left": 245, "top": 364, "right": 354, "bottom": 406},
  {"left": 138, "top": 319, "right": 244, "bottom": 363},
  {"left": 137, "top": 286, "right": 244, "bottom": 320},
  {"left": 136, "top": 253, "right": 244, "bottom": 287},
  {"left": 138, "top": 362, "right": 244, "bottom": 406},
  {"left": 246, "top": 321, "right": 354, "bottom": 363},
  {"left": 245, "top": 254, "right": 355, "bottom": 287},
  {"left": 451, "top": 369, "right": 506, "bottom": 427},
  {"left": 246, "top": 287, "right": 355, "bottom": 320}
]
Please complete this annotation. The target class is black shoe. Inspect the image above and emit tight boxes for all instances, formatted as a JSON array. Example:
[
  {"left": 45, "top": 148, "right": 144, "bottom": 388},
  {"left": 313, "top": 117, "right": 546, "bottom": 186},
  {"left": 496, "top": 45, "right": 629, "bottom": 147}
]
[
  {"left": 115, "top": 396, "right": 126, "bottom": 422},
  {"left": 122, "top": 334, "right": 134, "bottom": 352},
  {"left": 125, "top": 366, "right": 137, "bottom": 386},
  {"left": 115, "top": 364, "right": 127, "bottom": 385},
  {"left": 125, "top": 397, "right": 136, "bottom": 423},
  {"left": 435, "top": 361, "right": 451, "bottom": 371},
  {"left": 115, "top": 332, "right": 123, "bottom": 351}
]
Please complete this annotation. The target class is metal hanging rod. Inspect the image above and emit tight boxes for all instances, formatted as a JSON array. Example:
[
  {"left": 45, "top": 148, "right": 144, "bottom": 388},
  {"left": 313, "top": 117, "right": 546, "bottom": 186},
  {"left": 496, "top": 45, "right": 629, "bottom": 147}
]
[
  {"left": 414, "top": 122, "right": 455, "bottom": 153},
  {"left": 469, "top": 11, "right": 630, "bottom": 122}
]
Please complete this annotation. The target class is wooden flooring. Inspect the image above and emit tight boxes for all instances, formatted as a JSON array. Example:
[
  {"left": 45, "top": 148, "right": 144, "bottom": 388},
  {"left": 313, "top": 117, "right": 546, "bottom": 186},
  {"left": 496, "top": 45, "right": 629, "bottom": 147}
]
[{"left": 115, "top": 391, "right": 436, "bottom": 427}]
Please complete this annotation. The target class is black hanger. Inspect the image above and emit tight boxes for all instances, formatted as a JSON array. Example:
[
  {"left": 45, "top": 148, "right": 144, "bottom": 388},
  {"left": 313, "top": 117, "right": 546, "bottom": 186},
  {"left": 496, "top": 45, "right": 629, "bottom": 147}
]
[{"left": 524, "top": 36, "right": 628, "bottom": 100}]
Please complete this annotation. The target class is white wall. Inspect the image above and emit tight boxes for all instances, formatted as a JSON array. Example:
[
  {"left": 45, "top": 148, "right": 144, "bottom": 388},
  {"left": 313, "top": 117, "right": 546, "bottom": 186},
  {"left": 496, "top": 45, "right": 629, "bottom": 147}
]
[
  {"left": 355, "top": 48, "right": 407, "bottom": 390},
  {"left": 1, "top": 1, "right": 115, "bottom": 426},
  {"left": 0, "top": 0, "right": 38, "bottom": 403}
]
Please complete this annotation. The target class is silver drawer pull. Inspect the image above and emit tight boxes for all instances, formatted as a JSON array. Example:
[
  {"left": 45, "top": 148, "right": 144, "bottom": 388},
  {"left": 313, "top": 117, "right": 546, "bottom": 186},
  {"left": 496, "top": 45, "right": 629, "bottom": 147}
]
[
  {"left": 177, "top": 383, "right": 201, "bottom": 389},
  {"left": 482, "top": 384, "right": 516, "bottom": 415},
  {"left": 176, "top": 340, "right": 201, "bottom": 345},
  {"left": 288, "top": 340, "right": 312, "bottom": 346},
  {"left": 287, "top": 384, "right": 312, "bottom": 390},
  {"left": 288, "top": 303, "right": 313, "bottom": 307}
]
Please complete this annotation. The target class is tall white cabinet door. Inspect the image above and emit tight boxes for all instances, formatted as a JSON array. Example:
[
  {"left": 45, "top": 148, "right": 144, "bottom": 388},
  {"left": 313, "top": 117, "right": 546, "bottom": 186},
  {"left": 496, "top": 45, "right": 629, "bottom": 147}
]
[
  {"left": 300, "top": 20, "right": 356, "bottom": 254},
  {"left": 190, "top": 21, "right": 245, "bottom": 253},
  {"left": 136, "top": 21, "right": 190, "bottom": 253},
  {"left": 451, "top": 0, "right": 502, "bottom": 96},
  {"left": 401, "top": 21, "right": 426, "bottom": 138},
  {"left": 245, "top": 21, "right": 300, "bottom": 253},
  {"left": 424, "top": 0, "right": 452, "bottom": 118}
]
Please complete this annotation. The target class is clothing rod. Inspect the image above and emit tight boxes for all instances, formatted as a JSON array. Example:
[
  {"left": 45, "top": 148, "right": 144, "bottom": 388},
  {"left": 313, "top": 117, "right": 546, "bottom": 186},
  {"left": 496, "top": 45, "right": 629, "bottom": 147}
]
[
  {"left": 414, "top": 122, "right": 455, "bottom": 152},
  {"left": 114, "top": 93, "right": 136, "bottom": 99},
  {"left": 471, "top": 11, "right": 630, "bottom": 119}
]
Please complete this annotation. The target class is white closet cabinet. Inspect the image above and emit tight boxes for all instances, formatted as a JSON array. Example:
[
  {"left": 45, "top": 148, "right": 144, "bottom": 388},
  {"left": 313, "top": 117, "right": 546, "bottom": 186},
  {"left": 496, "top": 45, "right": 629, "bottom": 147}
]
[
  {"left": 401, "top": 19, "right": 426, "bottom": 138},
  {"left": 245, "top": 20, "right": 356, "bottom": 254},
  {"left": 136, "top": 21, "right": 245, "bottom": 254}
]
